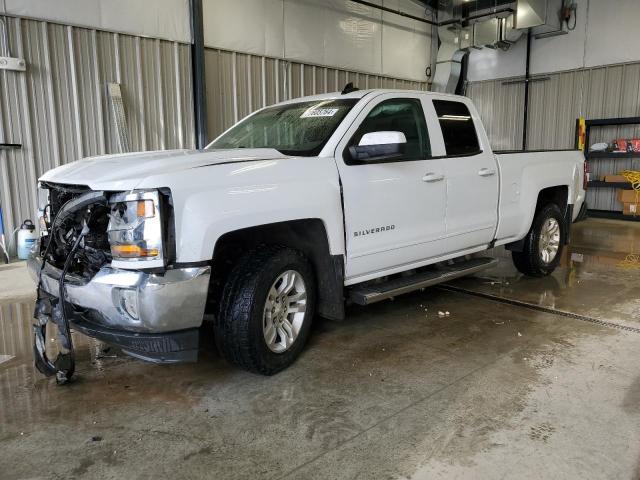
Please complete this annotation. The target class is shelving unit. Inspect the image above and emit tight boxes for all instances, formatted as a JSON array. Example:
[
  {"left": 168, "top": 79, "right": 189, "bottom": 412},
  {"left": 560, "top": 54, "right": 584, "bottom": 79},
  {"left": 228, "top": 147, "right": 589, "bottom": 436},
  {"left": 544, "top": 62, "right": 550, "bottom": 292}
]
[
  {"left": 587, "top": 181, "right": 633, "bottom": 189},
  {"left": 582, "top": 116, "right": 640, "bottom": 221},
  {"left": 587, "top": 151, "right": 640, "bottom": 159}
]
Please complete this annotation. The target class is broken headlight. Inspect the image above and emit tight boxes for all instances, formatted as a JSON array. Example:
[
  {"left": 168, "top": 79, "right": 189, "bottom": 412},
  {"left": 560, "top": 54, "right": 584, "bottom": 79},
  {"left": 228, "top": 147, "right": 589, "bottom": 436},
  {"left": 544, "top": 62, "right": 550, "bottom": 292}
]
[{"left": 108, "top": 190, "right": 164, "bottom": 268}]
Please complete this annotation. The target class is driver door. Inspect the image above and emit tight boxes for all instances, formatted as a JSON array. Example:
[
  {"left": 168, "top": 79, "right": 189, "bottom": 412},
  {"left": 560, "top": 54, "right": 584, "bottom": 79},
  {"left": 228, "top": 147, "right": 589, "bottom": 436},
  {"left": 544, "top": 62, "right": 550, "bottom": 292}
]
[{"left": 335, "top": 93, "right": 448, "bottom": 283}]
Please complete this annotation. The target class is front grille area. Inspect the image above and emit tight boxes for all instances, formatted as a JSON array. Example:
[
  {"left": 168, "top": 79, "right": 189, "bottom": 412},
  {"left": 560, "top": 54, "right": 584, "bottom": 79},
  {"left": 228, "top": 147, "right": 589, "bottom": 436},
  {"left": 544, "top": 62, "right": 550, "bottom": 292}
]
[{"left": 40, "top": 182, "right": 111, "bottom": 279}]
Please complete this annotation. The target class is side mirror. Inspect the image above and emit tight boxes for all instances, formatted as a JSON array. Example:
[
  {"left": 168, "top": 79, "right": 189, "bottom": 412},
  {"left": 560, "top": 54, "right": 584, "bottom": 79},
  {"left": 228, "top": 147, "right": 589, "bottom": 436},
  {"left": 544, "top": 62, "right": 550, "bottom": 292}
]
[{"left": 348, "top": 131, "right": 407, "bottom": 162}]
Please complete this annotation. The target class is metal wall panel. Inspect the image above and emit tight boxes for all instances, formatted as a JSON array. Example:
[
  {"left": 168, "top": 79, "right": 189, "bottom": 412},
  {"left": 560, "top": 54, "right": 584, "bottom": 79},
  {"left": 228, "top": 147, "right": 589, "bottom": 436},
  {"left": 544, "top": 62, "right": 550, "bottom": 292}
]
[
  {"left": 467, "top": 60, "right": 640, "bottom": 212},
  {"left": 204, "top": 48, "right": 429, "bottom": 140},
  {"left": 202, "top": 0, "right": 431, "bottom": 82},
  {"left": 466, "top": 79, "right": 525, "bottom": 151},
  {"left": 0, "top": 16, "right": 195, "bottom": 256}
]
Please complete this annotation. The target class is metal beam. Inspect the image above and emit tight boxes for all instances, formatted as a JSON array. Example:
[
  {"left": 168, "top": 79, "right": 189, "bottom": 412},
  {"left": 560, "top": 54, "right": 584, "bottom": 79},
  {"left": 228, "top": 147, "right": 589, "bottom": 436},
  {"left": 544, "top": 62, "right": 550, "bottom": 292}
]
[
  {"left": 522, "top": 29, "right": 531, "bottom": 150},
  {"left": 189, "top": 0, "right": 208, "bottom": 149},
  {"left": 349, "top": 0, "right": 513, "bottom": 28},
  {"left": 348, "top": 0, "right": 437, "bottom": 25}
]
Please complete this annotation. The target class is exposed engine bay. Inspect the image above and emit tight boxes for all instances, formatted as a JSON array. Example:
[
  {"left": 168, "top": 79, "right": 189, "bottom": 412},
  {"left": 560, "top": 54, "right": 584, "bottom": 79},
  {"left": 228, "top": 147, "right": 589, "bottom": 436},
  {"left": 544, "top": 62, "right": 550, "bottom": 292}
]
[
  {"left": 39, "top": 182, "right": 112, "bottom": 279},
  {"left": 34, "top": 184, "right": 110, "bottom": 384},
  {"left": 33, "top": 183, "right": 176, "bottom": 383}
]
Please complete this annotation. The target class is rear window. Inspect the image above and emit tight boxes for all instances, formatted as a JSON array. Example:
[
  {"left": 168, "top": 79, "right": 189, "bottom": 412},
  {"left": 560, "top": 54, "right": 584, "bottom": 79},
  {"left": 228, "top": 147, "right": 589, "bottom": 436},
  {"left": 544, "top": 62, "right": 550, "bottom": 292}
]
[{"left": 433, "top": 100, "right": 481, "bottom": 156}]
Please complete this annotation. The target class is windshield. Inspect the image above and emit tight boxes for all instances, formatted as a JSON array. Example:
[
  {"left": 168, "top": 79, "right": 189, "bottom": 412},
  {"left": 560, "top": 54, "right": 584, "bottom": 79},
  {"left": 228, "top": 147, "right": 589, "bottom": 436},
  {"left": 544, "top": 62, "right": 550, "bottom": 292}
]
[{"left": 207, "top": 99, "right": 358, "bottom": 156}]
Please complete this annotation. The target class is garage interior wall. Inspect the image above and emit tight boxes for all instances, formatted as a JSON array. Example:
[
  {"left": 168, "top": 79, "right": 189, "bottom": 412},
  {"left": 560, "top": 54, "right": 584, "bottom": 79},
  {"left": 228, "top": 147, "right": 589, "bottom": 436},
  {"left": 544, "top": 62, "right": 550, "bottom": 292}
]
[
  {"left": 203, "top": 0, "right": 432, "bottom": 139},
  {"left": 205, "top": 49, "right": 428, "bottom": 140},
  {"left": 0, "top": 1, "right": 432, "bottom": 253},
  {"left": 468, "top": 63, "right": 640, "bottom": 213},
  {"left": 202, "top": 0, "right": 432, "bottom": 81},
  {"left": 0, "top": 15, "right": 195, "bottom": 255},
  {"left": 466, "top": 0, "right": 640, "bottom": 214}
]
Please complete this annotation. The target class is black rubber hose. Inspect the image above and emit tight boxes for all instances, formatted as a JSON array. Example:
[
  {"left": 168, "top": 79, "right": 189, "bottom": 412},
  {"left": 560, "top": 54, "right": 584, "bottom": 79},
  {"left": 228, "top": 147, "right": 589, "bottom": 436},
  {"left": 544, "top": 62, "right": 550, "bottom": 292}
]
[{"left": 57, "top": 225, "right": 88, "bottom": 354}]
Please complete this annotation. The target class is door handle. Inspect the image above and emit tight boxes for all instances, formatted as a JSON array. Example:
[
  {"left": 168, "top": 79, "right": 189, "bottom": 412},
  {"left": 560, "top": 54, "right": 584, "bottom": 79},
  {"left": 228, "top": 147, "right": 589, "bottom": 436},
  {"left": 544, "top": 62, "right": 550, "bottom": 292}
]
[
  {"left": 422, "top": 172, "right": 445, "bottom": 182},
  {"left": 478, "top": 168, "right": 496, "bottom": 177}
]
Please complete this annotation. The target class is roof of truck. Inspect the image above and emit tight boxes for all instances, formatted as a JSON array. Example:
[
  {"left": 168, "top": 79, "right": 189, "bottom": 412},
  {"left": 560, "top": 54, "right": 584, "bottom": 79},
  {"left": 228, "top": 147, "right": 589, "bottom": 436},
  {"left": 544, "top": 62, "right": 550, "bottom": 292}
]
[{"left": 276, "top": 89, "right": 465, "bottom": 105}]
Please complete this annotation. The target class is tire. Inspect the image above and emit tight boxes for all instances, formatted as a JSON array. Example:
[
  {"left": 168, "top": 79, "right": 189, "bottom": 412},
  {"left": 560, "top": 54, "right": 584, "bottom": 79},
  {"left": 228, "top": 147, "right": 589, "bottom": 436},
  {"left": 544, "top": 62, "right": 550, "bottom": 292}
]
[
  {"left": 512, "top": 203, "right": 565, "bottom": 277},
  {"left": 215, "top": 245, "right": 316, "bottom": 375}
]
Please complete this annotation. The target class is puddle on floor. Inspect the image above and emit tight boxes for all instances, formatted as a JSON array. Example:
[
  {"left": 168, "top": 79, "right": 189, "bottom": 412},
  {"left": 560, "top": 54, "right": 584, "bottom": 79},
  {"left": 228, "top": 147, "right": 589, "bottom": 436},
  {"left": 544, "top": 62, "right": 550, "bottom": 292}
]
[
  {"left": 453, "top": 218, "right": 640, "bottom": 328},
  {"left": 0, "top": 299, "right": 232, "bottom": 435}
]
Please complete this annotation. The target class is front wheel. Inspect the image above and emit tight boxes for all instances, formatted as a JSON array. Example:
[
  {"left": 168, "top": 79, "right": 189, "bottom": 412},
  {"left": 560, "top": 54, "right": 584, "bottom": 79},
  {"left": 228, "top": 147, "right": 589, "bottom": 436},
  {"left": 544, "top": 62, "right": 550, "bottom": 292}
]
[
  {"left": 215, "top": 245, "right": 316, "bottom": 375},
  {"left": 512, "top": 203, "right": 565, "bottom": 277}
]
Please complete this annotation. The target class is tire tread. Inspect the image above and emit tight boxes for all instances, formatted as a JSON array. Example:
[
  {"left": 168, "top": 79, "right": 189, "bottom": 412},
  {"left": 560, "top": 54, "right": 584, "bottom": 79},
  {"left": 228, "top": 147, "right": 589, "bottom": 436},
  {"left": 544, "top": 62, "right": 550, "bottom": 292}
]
[
  {"left": 215, "top": 244, "right": 313, "bottom": 375},
  {"left": 512, "top": 203, "right": 565, "bottom": 277}
]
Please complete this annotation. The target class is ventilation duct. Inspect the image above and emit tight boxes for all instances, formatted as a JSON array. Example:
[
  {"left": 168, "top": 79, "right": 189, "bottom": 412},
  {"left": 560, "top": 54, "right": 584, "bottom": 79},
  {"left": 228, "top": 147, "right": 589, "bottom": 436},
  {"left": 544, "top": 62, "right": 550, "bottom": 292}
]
[
  {"left": 432, "top": 25, "right": 470, "bottom": 93},
  {"left": 432, "top": 0, "right": 563, "bottom": 93}
]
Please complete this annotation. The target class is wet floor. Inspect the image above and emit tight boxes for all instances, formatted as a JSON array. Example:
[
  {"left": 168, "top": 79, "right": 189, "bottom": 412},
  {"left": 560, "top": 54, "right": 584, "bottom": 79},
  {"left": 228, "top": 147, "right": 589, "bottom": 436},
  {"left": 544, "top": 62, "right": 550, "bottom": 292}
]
[
  {"left": 454, "top": 217, "right": 640, "bottom": 329},
  {"left": 1, "top": 218, "right": 640, "bottom": 479}
]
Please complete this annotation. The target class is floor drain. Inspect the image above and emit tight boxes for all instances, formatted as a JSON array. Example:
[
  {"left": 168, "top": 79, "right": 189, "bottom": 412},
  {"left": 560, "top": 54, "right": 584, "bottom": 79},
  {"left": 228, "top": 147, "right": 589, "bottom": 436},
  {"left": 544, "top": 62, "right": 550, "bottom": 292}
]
[{"left": 437, "top": 284, "right": 640, "bottom": 335}]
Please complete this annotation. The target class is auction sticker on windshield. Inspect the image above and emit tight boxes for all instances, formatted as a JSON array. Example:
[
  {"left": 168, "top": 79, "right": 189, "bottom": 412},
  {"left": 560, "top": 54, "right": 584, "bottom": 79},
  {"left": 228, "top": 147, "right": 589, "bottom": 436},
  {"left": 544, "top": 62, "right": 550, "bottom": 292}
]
[{"left": 301, "top": 108, "right": 339, "bottom": 118}]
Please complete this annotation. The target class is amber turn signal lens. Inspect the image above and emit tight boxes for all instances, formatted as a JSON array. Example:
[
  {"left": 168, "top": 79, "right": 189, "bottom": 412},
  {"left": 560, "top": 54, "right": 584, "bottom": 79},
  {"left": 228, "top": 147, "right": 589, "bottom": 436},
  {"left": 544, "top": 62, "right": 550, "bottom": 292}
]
[
  {"left": 111, "top": 244, "right": 159, "bottom": 258},
  {"left": 136, "top": 200, "right": 155, "bottom": 218}
]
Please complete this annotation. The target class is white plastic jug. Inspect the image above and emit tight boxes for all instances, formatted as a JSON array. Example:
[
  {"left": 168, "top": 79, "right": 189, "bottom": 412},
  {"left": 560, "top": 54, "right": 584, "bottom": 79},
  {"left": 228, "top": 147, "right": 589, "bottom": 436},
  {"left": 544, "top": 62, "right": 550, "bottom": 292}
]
[{"left": 17, "top": 219, "right": 37, "bottom": 260}]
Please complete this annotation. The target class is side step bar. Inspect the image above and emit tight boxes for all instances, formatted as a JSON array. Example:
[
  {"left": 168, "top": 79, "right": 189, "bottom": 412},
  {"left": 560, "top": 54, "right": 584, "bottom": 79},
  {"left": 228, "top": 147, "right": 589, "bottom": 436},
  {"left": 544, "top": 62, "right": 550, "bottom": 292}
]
[{"left": 348, "top": 257, "right": 498, "bottom": 306}]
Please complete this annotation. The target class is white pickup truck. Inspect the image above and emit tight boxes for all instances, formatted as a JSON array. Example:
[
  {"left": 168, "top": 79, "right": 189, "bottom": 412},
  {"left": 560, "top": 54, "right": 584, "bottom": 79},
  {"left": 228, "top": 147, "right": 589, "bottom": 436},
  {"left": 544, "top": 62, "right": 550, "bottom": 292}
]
[{"left": 30, "top": 88, "right": 586, "bottom": 381}]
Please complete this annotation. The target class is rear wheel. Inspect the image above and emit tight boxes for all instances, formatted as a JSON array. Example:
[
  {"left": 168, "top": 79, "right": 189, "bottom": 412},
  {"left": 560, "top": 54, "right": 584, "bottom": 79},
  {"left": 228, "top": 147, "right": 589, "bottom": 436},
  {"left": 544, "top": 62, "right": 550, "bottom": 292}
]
[
  {"left": 215, "top": 245, "right": 316, "bottom": 375},
  {"left": 512, "top": 203, "right": 565, "bottom": 277}
]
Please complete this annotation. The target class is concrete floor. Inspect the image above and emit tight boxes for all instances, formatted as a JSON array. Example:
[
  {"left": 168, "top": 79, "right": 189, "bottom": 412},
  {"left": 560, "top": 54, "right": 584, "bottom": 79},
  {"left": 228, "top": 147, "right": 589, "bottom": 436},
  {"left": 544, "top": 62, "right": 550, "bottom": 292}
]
[{"left": 1, "top": 218, "right": 640, "bottom": 479}]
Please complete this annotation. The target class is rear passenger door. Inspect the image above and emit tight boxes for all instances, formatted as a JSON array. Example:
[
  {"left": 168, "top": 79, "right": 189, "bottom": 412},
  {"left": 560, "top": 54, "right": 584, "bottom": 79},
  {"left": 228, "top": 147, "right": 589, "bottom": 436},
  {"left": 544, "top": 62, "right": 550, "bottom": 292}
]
[
  {"left": 431, "top": 98, "right": 499, "bottom": 250},
  {"left": 335, "top": 93, "right": 449, "bottom": 283}
]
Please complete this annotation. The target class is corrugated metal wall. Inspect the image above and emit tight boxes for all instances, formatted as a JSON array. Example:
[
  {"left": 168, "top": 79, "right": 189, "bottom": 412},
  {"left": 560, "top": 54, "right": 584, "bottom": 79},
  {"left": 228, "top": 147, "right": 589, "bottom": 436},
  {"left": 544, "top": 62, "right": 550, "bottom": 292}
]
[
  {"left": 466, "top": 61, "right": 640, "bottom": 212},
  {"left": 466, "top": 79, "right": 525, "bottom": 151},
  {"left": 0, "top": 15, "right": 195, "bottom": 255},
  {"left": 204, "top": 48, "right": 428, "bottom": 140},
  {"left": 0, "top": 15, "right": 427, "bottom": 256}
]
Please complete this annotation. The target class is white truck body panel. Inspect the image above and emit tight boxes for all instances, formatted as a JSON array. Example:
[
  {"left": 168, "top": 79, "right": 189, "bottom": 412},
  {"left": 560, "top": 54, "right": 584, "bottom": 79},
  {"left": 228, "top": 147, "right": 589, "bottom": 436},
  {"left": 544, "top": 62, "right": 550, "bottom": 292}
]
[
  {"left": 493, "top": 150, "right": 585, "bottom": 245},
  {"left": 39, "top": 89, "right": 585, "bottom": 287}
]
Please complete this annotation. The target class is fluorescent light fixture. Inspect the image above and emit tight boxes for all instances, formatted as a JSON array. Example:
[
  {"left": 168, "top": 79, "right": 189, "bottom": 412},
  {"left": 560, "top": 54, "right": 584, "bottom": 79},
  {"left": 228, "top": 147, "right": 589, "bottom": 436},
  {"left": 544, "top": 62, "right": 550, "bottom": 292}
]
[{"left": 439, "top": 114, "right": 471, "bottom": 121}]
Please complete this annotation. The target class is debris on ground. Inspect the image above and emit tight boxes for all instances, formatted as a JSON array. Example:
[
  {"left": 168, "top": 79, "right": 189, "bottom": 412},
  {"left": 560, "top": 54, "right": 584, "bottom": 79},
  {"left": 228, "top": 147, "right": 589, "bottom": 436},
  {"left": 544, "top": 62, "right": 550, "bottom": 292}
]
[
  {"left": 445, "top": 311, "right": 450, "bottom": 316},
  {"left": 438, "top": 311, "right": 445, "bottom": 317},
  {"left": 518, "top": 332, "right": 522, "bottom": 337},
  {"left": 91, "top": 436, "right": 102, "bottom": 442}
]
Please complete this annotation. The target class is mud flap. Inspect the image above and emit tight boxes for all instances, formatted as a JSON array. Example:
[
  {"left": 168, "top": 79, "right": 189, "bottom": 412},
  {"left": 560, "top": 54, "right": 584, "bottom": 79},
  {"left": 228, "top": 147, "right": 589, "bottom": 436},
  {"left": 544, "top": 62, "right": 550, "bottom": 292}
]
[{"left": 33, "top": 294, "right": 75, "bottom": 384}]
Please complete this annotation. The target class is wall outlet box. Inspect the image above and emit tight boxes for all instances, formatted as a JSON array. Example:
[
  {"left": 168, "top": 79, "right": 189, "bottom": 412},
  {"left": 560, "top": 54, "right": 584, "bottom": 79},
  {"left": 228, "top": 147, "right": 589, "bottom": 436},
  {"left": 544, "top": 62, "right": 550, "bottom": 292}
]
[{"left": 0, "top": 57, "right": 26, "bottom": 72}]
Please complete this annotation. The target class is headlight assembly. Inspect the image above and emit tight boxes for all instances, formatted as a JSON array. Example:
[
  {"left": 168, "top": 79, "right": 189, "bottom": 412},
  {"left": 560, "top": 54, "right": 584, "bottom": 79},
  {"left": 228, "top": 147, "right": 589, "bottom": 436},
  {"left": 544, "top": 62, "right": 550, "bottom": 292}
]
[{"left": 108, "top": 190, "right": 164, "bottom": 267}]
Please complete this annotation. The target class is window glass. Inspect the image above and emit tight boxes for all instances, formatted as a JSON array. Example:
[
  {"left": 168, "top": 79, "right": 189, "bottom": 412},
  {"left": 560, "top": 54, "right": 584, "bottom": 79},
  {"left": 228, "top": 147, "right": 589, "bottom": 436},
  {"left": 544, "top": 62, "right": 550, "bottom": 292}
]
[
  {"left": 208, "top": 99, "right": 358, "bottom": 156},
  {"left": 432, "top": 100, "right": 481, "bottom": 156},
  {"left": 346, "top": 98, "right": 430, "bottom": 163}
]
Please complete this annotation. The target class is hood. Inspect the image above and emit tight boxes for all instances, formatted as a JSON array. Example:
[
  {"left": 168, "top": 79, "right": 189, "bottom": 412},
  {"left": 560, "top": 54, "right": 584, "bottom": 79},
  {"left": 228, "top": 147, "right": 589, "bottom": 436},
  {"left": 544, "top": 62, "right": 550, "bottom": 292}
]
[{"left": 40, "top": 148, "right": 289, "bottom": 191}]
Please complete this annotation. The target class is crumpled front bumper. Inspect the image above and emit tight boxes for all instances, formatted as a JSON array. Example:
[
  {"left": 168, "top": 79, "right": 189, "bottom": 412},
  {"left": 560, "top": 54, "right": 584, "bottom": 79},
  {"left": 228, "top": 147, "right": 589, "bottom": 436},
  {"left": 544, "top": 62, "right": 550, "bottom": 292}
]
[{"left": 28, "top": 257, "right": 211, "bottom": 363}]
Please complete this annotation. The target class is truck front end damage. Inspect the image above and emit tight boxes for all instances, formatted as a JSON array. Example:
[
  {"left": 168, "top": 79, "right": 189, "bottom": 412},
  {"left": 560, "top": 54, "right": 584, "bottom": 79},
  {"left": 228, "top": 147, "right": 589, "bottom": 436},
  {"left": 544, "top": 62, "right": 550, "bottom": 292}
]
[{"left": 30, "top": 183, "right": 210, "bottom": 383}]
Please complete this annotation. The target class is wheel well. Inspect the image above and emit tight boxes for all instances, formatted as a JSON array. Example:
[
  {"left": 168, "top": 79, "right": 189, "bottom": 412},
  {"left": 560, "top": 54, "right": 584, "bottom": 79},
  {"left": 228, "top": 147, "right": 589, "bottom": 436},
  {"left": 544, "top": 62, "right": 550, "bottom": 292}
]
[
  {"left": 506, "top": 185, "right": 569, "bottom": 253},
  {"left": 208, "top": 219, "right": 345, "bottom": 320},
  {"left": 535, "top": 185, "right": 568, "bottom": 214}
]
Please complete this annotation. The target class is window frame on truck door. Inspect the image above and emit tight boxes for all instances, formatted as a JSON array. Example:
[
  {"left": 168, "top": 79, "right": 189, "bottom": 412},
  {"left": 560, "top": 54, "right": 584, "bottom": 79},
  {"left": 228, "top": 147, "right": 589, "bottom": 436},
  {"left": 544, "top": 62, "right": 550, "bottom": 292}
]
[
  {"left": 342, "top": 97, "right": 432, "bottom": 165},
  {"left": 431, "top": 99, "right": 483, "bottom": 157}
]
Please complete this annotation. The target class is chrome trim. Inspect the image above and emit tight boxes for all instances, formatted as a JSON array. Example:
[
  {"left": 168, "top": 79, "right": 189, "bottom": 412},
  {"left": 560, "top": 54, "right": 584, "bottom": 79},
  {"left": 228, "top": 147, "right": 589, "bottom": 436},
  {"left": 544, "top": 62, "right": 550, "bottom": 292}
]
[
  {"left": 109, "top": 189, "right": 159, "bottom": 204},
  {"left": 29, "top": 257, "right": 210, "bottom": 333}
]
